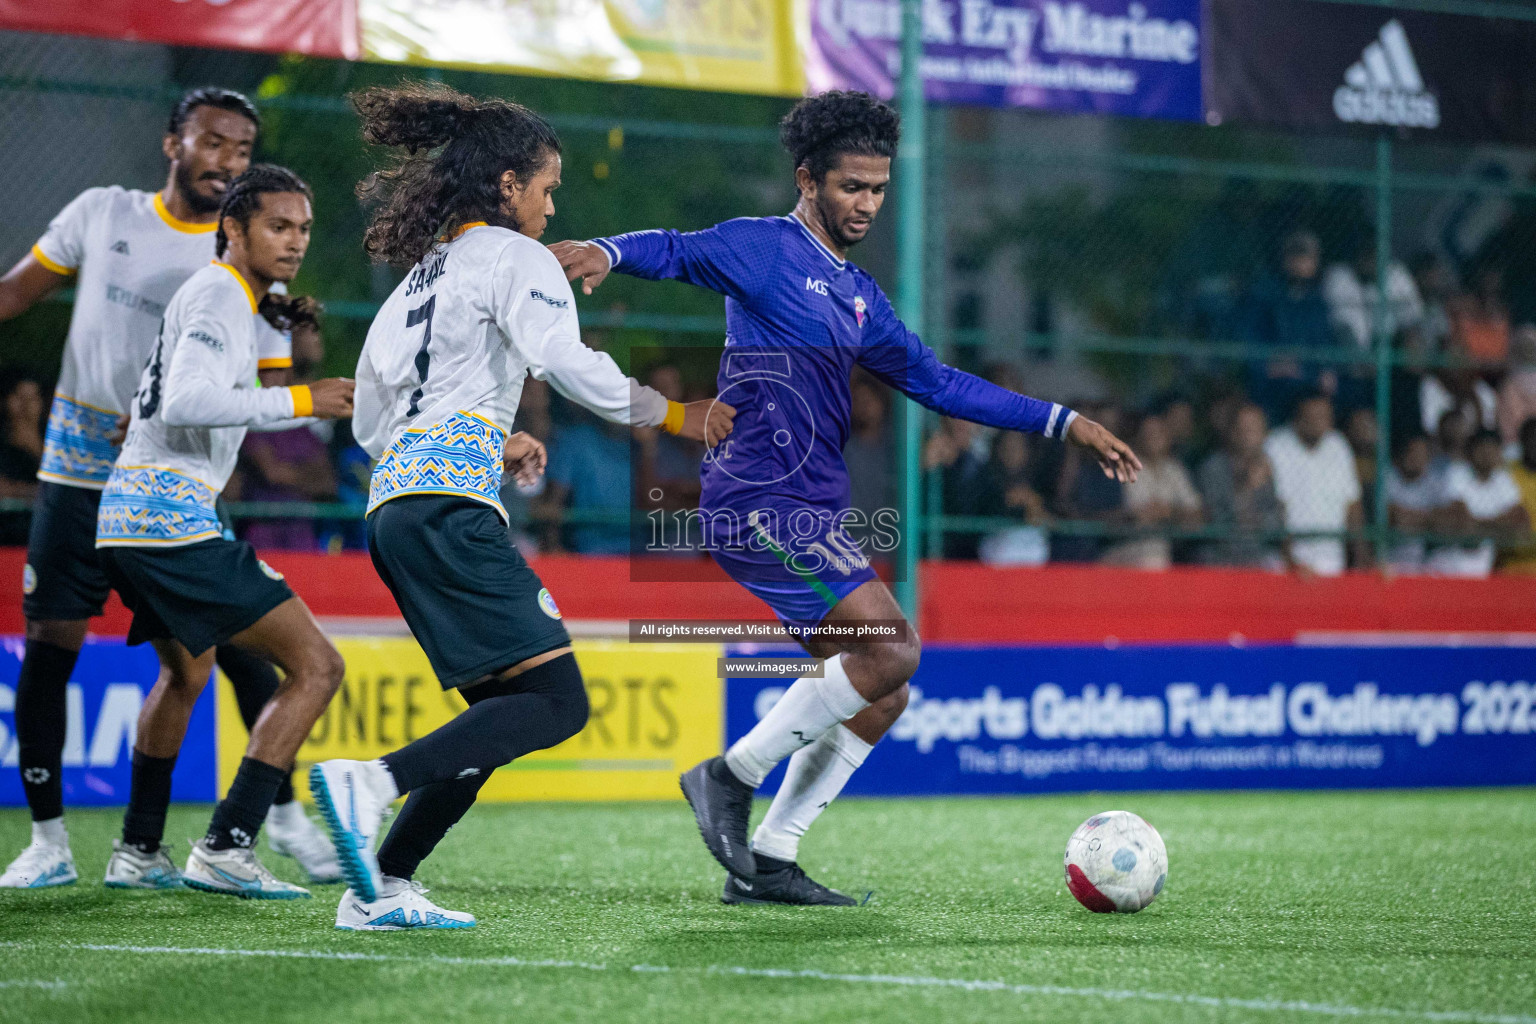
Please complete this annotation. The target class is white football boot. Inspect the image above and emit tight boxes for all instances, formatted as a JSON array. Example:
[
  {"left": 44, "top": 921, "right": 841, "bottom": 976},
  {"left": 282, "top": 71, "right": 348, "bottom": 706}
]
[
  {"left": 0, "top": 825, "right": 77, "bottom": 889},
  {"left": 182, "top": 839, "right": 310, "bottom": 899},
  {"left": 308, "top": 760, "right": 396, "bottom": 902},
  {"left": 335, "top": 878, "right": 476, "bottom": 931},
  {"left": 104, "top": 840, "right": 184, "bottom": 889},
  {"left": 265, "top": 801, "right": 343, "bottom": 884}
]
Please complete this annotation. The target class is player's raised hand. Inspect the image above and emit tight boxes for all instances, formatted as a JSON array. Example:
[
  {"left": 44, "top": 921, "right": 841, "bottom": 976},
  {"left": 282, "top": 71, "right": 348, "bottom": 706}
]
[
  {"left": 548, "top": 240, "right": 611, "bottom": 295},
  {"left": 679, "top": 399, "right": 736, "bottom": 448},
  {"left": 1067, "top": 414, "right": 1142, "bottom": 484},
  {"left": 306, "top": 377, "right": 355, "bottom": 419},
  {"left": 503, "top": 431, "right": 547, "bottom": 487}
]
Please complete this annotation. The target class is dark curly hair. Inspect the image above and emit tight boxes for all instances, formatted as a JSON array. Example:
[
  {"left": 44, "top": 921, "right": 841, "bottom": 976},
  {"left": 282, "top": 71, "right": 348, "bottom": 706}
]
[
  {"left": 351, "top": 81, "right": 561, "bottom": 267},
  {"left": 779, "top": 90, "right": 900, "bottom": 186},
  {"left": 215, "top": 164, "right": 311, "bottom": 258},
  {"left": 259, "top": 292, "right": 323, "bottom": 334},
  {"left": 167, "top": 87, "right": 260, "bottom": 137}
]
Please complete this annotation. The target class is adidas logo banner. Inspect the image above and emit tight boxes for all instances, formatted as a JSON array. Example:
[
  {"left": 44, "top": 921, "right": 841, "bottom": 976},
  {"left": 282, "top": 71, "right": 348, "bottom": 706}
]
[
  {"left": 1332, "top": 20, "right": 1438, "bottom": 129},
  {"left": 1206, "top": 0, "right": 1536, "bottom": 145}
]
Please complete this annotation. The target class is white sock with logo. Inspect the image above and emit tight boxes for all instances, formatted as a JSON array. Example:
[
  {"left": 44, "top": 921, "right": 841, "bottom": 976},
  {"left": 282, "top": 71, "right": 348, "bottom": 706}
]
[
  {"left": 750, "top": 724, "right": 873, "bottom": 863},
  {"left": 723, "top": 654, "right": 870, "bottom": 788}
]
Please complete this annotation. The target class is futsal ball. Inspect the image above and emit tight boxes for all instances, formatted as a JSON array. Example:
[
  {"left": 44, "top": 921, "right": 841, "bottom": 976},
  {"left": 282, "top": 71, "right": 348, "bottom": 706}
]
[{"left": 1064, "top": 810, "right": 1167, "bottom": 913}]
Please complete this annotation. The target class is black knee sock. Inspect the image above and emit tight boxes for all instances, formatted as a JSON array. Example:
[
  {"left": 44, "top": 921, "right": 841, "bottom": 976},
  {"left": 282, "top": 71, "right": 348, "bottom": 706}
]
[
  {"left": 376, "top": 773, "right": 490, "bottom": 882},
  {"left": 382, "top": 653, "right": 588, "bottom": 793},
  {"left": 15, "top": 639, "right": 80, "bottom": 822},
  {"left": 121, "top": 750, "right": 178, "bottom": 853},
  {"left": 205, "top": 757, "right": 287, "bottom": 850},
  {"left": 216, "top": 645, "right": 295, "bottom": 806}
]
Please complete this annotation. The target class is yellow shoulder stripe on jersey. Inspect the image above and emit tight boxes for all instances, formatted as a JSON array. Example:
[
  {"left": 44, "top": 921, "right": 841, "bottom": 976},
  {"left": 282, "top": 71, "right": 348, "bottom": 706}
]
[
  {"left": 154, "top": 193, "right": 217, "bottom": 235},
  {"left": 258, "top": 357, "right": 293, "bottom": 370},
  {"left": 30, "top": 244, "right": 75, "bottom": 277},
  {"left": 448, "top": 221, "right": 489, "bottom": 241},
  {"left": 212, "top": 261, "right": 258, "bottom": 313}
]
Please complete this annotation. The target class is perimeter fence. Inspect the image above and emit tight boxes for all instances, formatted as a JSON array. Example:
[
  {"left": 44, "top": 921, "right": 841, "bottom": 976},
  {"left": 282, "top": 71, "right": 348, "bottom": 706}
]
[{"left": 2, "top": 6, "right": 1534, "bottom": 580}]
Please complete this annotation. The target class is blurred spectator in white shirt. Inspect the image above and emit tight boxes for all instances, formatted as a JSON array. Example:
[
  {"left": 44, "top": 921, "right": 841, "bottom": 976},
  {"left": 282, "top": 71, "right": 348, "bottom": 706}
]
[
  {"left": 1103, "top": 414, "right": 1202, "bottom": 570},
  {"left": 1322, "top": 241, "right": 1424, "bottom": 350},
  {"left": 1385, "top": 433, "right": 1448, "bottom": 574},
  {"left": 1497, "top": 326, "right": 1536, "bottom": 457},
  {"left": 1426, "top": 430, "right": 1528, "bottom": 577},
  {"left": 1264, "top": 392, "right": 1366, "bottom": 575}
]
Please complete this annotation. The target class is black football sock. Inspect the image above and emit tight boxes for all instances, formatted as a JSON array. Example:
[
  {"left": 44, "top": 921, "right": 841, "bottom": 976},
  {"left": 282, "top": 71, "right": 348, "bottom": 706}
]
[
  {"left": 15, "top": 639, "right": 79, "bottom": 822},
  {"left": 205, "top": 757, "right": 287, "bottom": 850},
  {"left": 376, "top": 773, "right": 490, "bottom": 882},
  {"left": 754, "top": 853, "right": 794, "bottom": 873},
  {"left": 381, "top": 653, "right": 587, "bottom": 794},
  {"left": 216, "top": 646, "right": 295, "bottom": 806},
  {"left": 121, "top": 750, "right": 178, "bottom": 854}
]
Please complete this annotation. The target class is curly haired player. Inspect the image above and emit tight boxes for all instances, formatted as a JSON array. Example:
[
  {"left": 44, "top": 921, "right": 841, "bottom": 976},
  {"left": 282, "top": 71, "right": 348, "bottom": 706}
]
[{"left": 552, "top": 91, "right": 1141, "bottom": 905}]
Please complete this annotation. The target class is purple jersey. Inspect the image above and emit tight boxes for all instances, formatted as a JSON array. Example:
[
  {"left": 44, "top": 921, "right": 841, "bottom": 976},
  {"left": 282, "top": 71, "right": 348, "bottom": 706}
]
[{"left": 597, "top": 215, "right": 1075, "bottom": 528}]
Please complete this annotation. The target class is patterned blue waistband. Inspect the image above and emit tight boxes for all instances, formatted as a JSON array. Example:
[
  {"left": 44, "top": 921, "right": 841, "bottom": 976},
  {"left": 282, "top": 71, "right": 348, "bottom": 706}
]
[
  {"left": 368, "top": 412, "right": 507, "bottom": 520},
  {"left": 40, "top": 394, "right": 120, "bottom": 489},
  {"left": 96, "top": 465, "right": 221, "bottom": 548}
]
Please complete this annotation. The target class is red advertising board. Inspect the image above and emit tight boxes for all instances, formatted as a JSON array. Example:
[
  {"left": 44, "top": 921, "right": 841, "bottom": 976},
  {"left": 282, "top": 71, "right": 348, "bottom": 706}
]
[{"left": 0, "top": 0, "right": 359, "bottom": 60}]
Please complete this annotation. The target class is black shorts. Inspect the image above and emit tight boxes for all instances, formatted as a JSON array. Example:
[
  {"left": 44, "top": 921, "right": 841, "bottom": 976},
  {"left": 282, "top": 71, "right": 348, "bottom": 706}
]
[
  {"left": 367, "top": 495, "right": 570, "bottom": 690},
  {"left": 23, "top": 481, "right": 110, "bottom": 622},
  {"left": 98, "top": 538, "right": 295, "bottom": 657}
]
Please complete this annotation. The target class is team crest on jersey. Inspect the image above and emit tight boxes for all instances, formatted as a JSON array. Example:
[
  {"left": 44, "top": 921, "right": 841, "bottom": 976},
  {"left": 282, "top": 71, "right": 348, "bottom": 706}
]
[
  {"left": 22, "top": 563, "right": 36, "bottom": 595},
  {"left": 110, "top": 240, "right": 130, "bottom": 256},
  {"left": 854, "top": 295, "right": 867, "bottom": 327},
  {"left": 537, "top": 587, "right": 562, "bottom": 620},
  {"left": 258, "top": 559, "right": 285, "bottom": 582}
]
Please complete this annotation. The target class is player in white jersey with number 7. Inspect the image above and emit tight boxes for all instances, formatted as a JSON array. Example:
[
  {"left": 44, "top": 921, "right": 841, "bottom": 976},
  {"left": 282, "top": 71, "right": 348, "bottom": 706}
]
[{"left": 308, "top": 82, "right": 734, "bottom": 931}]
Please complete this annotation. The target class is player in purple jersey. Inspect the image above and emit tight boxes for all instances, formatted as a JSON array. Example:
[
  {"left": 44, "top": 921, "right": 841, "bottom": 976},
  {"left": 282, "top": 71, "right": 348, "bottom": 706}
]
[{"left": 552, "top": 91, "right": 1140, "bottom": 905}]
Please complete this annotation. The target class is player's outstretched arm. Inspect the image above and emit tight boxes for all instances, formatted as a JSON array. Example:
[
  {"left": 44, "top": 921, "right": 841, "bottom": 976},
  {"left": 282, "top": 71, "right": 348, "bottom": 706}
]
[
  {"left": 1066, "top": 414, "right": 1142, "bottom": 484},
  {"left": 0, "top": 252, "right": 70, "bottom": 323},
  {"left": 548, "top": 240, "right": 611, "bottom": 295}
]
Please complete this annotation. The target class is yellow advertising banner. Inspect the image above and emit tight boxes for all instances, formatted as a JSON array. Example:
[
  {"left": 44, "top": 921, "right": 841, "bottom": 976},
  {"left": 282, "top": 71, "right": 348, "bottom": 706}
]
[
  {"left": 217, "top": 637, "right": 723, "bottom": 802},
  {"left": 359, "top": 0, "right": 804, "bottom": 97}
]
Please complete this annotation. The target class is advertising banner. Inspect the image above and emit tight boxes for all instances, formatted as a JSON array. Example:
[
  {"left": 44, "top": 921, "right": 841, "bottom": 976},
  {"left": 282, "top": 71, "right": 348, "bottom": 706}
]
[
  {"left": 1205, "top": 0, "right": 1536, "bottom": 144},
  {"left": 218, "top": 637, "right": 724, "bottom": 802},
  {"left": 0, "top": 637, "right": 217, "bottom": 807},
  {"left": 0, "top": 0, "right": 360, "bottom": 60},
  {"left": 805, "top": 0, "right": 1202, "bottom": 119},
  {"left": 359, "top": 0, "right": 803, "bottom": 96},
  {"left": 727, "top": 645, "right": 1536, "bottom": 795}
]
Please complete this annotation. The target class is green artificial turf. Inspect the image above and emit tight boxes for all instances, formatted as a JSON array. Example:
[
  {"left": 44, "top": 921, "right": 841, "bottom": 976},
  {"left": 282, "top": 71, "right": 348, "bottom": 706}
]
[{"left": 1, "top": 790, "right": 1532, "bottom": 1024}]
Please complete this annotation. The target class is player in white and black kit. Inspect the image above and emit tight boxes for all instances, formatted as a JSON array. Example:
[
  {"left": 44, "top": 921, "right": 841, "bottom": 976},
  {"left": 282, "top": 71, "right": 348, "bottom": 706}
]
[
  {"left": 0, "top": 89, "right": 339, "bottom": 889},
  {"left": 307, "top": 84, "right": 734, "bottom": 930},
  {"left": 96, "top": 165, "right": 356, "bottom": 898}
]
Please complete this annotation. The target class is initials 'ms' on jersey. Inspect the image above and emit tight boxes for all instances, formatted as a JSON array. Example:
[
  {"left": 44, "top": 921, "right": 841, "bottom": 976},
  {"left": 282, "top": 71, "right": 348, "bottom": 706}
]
[
  {"left": 31, "top": 187, "right": 220, "bottom": 489},
  {"left": 355, "top": 223, "right": 668, "bottom": 520},
  {"left": 97, "top": 263, "right": 311, "bottom": 548}
]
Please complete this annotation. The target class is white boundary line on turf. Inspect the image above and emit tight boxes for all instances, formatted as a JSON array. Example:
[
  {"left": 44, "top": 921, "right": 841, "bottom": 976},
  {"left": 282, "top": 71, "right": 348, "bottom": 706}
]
[
  {"left": 0, "top": 980, "right": 67, "bottom": 989},
  {"left": 1, "top": 941, "right": 1530, "bottom": 1024}
]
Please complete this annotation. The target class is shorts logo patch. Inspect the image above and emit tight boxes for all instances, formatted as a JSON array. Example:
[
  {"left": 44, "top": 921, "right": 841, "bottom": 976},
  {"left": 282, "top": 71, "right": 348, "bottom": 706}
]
[
  {"left": 537, "top": 587, "right": 561, "bottom": 620},
  {"left": 22, "top": 563, "right": 36, "bottom": 595},
  {"left": 258, "top": 559, "right": 285, "bottom": 581}
]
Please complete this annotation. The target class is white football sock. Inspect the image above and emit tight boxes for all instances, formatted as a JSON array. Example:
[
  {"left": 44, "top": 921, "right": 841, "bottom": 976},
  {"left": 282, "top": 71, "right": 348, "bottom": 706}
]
[
  {"left": 751, "top": 724, "right": 872, "bottom": 864},
  {"left": 32, "top": 817, "right": 67, "bottom": 847},
  {"left": 724, "top": 654, "right": 869, "bottom": 788}
]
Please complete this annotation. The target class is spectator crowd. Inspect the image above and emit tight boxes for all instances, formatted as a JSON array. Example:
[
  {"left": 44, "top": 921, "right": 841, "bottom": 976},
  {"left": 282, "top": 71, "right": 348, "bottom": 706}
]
[{"left": 2, "top": 228, "right": 1535, "bottom": 579}]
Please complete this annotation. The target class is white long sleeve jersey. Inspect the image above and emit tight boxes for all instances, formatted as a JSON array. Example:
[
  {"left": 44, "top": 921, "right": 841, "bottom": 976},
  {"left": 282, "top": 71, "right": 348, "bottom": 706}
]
[
  {"left": 356, "top": 224, "right": 668, "bottom": 519},
  {"left": 97, "top": 262, "right": 306, "bottom": 548},
  {"left": 31, "top": 187, "right": 222, "bottom": 488}
]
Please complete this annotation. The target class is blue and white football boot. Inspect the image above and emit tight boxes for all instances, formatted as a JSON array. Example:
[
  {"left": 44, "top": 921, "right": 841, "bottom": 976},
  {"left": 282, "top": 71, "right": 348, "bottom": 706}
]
[
  {"left": 104, "top": 840, "right": 184, "bottom": 889},
  {"left": 309, "top": 760, "right": 395, "bottom": 902},
  {"left": 182, "top": 839, "right": 310, "bottom": 899},
  {"left": 0, "top": 833, "right": 77, "bottom": 889},
  {"left": 335, "top": 878, "right": 476, "bottom": 931}
]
